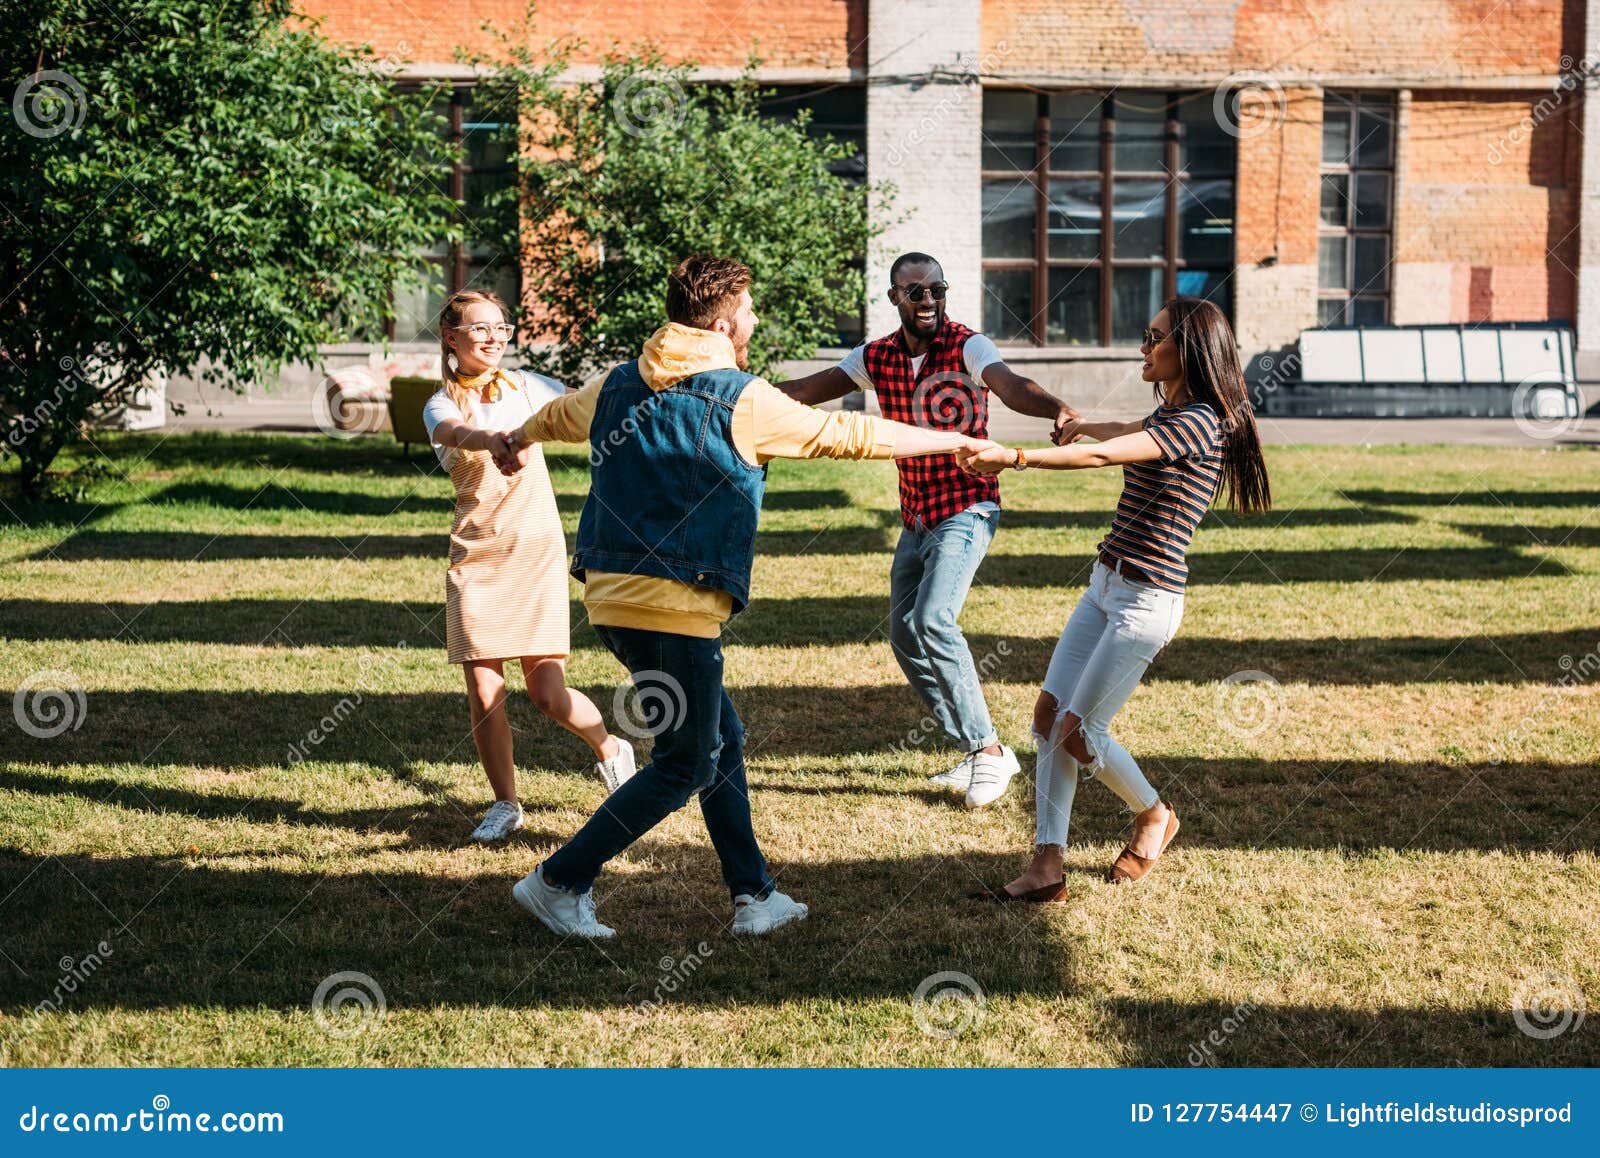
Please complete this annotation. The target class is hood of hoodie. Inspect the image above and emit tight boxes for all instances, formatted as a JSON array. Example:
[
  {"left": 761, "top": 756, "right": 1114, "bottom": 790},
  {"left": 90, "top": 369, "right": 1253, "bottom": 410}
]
[{"left": 639, "top": 323, "right": 739, "bottom": 391}]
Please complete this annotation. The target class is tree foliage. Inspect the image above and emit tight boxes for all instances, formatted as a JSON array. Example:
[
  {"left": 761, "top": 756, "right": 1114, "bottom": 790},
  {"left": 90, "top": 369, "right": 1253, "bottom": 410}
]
[
  {"left": 3, "top": 0, "right": 457, "bottom": 496},
  {"left": 473, "top": 30, "right": 886, "bottom": 383}
]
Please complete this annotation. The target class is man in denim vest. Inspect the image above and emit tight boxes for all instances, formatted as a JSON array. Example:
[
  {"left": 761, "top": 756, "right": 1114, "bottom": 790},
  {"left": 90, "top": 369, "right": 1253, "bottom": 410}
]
[
  {"left": 781, "top": 253, "right": 1079, "bottom": 808},
  {"left": 494, "top": 256, "right": 992, "bottom": 938}
]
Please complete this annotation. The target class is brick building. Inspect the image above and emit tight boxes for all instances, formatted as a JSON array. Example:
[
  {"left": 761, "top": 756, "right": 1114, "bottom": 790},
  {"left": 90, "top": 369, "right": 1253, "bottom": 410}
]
[{"left": 288, "top": 0, "right": 1596, "bottom": 410}]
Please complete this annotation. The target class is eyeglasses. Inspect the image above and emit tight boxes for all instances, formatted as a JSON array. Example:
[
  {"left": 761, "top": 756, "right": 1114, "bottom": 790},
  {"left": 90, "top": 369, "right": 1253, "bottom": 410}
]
[
  {"left": 893, "top": 282, "right": 949, "bottom": 303},
  {"left": 1140, "top": 328, "right": 1171, "bottom": 352},
  {"left": 452, "top": 323, "right": 516, "bottom": 342}
]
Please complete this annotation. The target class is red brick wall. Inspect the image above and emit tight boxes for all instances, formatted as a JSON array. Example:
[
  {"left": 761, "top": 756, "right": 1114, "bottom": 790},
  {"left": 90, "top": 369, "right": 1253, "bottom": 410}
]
[
  {"left": 1399, "top": 90, "right": 1580, "bottom": 323},
  {"left": 982, "top": 0, "right": 1573, "bottom": 78},
  {"left": 296, "top": 0, "right": 866, "bottom": 70}
]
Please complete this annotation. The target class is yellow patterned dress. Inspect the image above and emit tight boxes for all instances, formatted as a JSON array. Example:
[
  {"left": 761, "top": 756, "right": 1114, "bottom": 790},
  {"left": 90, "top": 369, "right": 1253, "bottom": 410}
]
[{"left": 421, "top": 369, "right": 573, "bottom": 664}]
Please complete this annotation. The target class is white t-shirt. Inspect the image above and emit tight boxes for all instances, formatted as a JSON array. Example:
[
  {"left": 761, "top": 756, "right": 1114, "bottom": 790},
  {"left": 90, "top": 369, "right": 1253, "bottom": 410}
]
[
  {"left": 836, "top": 332, "right": 1004, "bottom": 392},
  {"left": 421, "top": 369, "right": 566, "bottom": 471}
]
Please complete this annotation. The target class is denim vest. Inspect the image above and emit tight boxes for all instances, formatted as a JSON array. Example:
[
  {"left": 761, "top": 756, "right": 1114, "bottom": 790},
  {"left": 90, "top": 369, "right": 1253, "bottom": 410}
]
[{"left": 570, "top": 361, "right": 767, "bottom": 614}]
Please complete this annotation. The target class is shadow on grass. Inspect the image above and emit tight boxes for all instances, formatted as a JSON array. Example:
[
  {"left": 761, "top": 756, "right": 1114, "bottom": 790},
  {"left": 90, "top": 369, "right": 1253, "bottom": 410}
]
[
  {"left": 6, "top": 703, "right": 1597, "bottom": 853},
  {"left": 0, "top": 847, "right": 1066, "bottom": 1017},
  {"left": 4, "top": 598, "right": 1593, "bottom": 686},
  {"left": 1342, "top": 488, "right": 1600, "bottom": 509},
  {"left": 1104, "top": 997, "right": 1597, "bottom": 1066},
  {"left": 0, "top": 848, "right": 1592, "bottom": 1065}
]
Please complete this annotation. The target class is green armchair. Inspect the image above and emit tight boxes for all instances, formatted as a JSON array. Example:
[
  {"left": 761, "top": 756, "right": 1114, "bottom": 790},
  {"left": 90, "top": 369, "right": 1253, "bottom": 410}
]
[{"left": 387, "top": 376, "right": 436, "bottom": 455}]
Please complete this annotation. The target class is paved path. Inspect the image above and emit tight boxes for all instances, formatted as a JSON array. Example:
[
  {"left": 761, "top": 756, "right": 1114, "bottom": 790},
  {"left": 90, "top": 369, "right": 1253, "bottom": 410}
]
[{"left": 164, "top": 394, "right": 1599, "bottom": 448}]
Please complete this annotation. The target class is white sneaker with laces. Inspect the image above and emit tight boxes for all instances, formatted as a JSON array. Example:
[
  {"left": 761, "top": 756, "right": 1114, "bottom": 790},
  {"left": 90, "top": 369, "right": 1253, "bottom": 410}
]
[
  {"left": 927, "top": 753, "right": 976, "bottom": 791},
  {"left": 731, "top": 890, "right": 809, "bottom": 935},
  {"left": 964, "top": 745, "right": 1021, "bottom": 809},
  {"left": 469, "top": 799, "right": 525, "bottom": 843},
  {"left": 511, "top": 865, "right": 615, "bottom": 939},
  {"left": 596, "top": 735, "right": 636, "bottom": 793}
]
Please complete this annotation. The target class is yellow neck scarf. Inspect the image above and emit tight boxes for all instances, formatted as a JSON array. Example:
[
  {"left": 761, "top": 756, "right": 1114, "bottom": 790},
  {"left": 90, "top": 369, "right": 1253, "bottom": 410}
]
[{"left": 456, "top": 366, "right": 517, "bottom": 404}]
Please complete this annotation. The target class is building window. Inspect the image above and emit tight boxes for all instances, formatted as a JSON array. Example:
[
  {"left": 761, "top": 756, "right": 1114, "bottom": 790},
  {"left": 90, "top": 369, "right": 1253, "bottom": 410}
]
[
  {"left": 392, "top": 86, "right": 521, "bottom": 343},
  {"left": 1318, "top": 92, "right": 1393, "bottom": 326},
  {"left": 980, "top": 90, "right": 1236, "bottom": 347}
]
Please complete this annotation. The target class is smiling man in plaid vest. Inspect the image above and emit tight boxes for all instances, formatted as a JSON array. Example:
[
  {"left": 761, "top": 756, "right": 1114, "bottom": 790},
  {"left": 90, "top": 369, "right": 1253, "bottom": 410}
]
[{"left": 782, "top": 253, "right": 1078, "bottom": 807}]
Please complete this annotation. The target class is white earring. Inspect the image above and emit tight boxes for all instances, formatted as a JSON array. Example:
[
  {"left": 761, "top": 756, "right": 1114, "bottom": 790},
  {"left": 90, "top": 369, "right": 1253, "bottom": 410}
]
[{"left": 446, "top": 352, "right": 458, "bottom": 371}]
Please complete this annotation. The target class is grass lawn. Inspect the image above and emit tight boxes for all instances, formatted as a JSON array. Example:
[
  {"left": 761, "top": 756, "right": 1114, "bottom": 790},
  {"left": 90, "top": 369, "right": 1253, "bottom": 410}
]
[{"left": 1, "top": 431, "right": 1597, "bottom": 1066}]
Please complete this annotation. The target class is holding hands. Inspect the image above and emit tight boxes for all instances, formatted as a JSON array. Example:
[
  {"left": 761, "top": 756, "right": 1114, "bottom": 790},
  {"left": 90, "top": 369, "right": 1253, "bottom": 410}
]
[
  {"left": 491, "top": 427, "right": 533, "bottom": 476},
  {"left": 955, "top": 442, "right": 1019, "bottom": 476}
]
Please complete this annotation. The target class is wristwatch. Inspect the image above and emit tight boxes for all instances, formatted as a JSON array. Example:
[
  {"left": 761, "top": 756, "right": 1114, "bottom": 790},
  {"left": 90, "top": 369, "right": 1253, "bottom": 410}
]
[{"left": 1012, "top": 447, "right": 1028, "bottom": 471}]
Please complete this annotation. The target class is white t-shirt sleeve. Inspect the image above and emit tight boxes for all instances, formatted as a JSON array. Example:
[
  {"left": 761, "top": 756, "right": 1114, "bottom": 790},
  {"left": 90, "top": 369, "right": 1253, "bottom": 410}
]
[
  {"left": 962, "top": 333, "right": 1004, "bottom": 383},
  {"left": 422, "top": 389, "right": 461, "bottom": 442},
  {"left": 835, "top": 344, "right": 874, "bottom": 392},
  {"left": 515, "top": 369, "right": 567, "bottom": 415}
]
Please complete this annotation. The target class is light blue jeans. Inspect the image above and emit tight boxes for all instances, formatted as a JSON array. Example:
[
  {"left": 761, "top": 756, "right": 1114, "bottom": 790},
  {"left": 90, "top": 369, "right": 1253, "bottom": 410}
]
[
  {"left": 1034, "top": 560, "right": 1184, "bottom": 848},
  {"left": 887, "top": 501, "right": 1000, "bottom": 754}
]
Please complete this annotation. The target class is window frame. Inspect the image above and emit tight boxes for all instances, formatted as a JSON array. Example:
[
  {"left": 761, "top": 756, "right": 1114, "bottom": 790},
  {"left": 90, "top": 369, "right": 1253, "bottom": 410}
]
[
  {"left": 387, "top": 83, "right": 520, "bottom": 343},
  {"left": 1317, "top": 90, "right": 1394, "bottom": 327},
  {"left": 980, "top": 89, "right": 1236, "bottom": 347}
]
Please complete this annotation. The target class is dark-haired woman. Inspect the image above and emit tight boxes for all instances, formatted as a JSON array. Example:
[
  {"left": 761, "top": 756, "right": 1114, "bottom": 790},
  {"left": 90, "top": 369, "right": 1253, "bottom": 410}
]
[{"left": 957, "top": 297, "right": 1271, "bottom": 899}]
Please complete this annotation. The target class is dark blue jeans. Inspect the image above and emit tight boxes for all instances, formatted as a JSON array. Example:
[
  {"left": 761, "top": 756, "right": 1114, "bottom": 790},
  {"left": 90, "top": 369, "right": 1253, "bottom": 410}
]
[{"left": 541, "top": 624, "right": 774, "bottom": 900}]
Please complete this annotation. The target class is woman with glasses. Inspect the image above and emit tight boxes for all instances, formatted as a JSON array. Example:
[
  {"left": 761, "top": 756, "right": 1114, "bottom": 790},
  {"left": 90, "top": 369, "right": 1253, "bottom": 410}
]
[
  {"left": 423, "top": 290, "right": 635, "bottom": 844},
  {"left": 957, "top": 297, "right": 1271, "bottom": 899}
]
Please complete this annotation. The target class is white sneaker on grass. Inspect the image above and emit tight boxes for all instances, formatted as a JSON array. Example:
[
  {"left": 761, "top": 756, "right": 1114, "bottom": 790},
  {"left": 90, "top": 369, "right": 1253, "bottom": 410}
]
[
  {"left": 596, "top": 735, "right": 636, "bottom": 793},
  {"left": 927, "top": 753, "right": 976, "bottom": 791},
  {"left": 964, "top": 745, "right": 1020, "bottom": 809},
  {"left": 731, "top": 890, "right": 809, "bottom": 935},
  {"left": 512, "top": 865, "right": 615, "bottom": 939},
  {"left": 469, "top": 799, "right": 525, "bottom": 843}
]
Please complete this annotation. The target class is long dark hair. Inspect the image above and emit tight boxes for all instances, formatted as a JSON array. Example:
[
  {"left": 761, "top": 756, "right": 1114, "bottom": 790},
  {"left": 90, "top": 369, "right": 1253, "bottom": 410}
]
[{"left": 1158, "top": 296, "right": 1271, "bottom": 515}]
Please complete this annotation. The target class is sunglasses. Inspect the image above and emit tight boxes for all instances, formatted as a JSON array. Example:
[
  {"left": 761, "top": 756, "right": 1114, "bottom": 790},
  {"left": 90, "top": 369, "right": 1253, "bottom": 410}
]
[
  {"left": 893, "top": 282, "right": 949, "bottom": 303},
  {"left": 1140, "top": 328, "right": 1172, "bottom": 351}
]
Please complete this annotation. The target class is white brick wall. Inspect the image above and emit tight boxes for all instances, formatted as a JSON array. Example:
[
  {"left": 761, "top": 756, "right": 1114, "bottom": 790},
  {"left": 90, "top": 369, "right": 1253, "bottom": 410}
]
[{"left": 865, "top": 0, "right": 985, "bottom": 338}]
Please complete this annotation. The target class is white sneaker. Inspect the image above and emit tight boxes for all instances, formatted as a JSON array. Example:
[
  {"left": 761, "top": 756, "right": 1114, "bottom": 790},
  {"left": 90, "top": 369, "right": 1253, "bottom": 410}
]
[
  {"left": 730, "top": 890, "right": 809, "bottom": 935},
  {"left": 596, "top": 735, "right": 636, "bottom": 793},
  {"left": 512, "top": 865, "right": 615, "bottom": 939},
  {"left": 964, "top": 745, "right": 1021, "bottom": 809},
  {"left": 928, "top": 753, "right": 976, "bottom": 791},
  {"left": 469, "top": 799, "right": 525, "bottom": 843}
]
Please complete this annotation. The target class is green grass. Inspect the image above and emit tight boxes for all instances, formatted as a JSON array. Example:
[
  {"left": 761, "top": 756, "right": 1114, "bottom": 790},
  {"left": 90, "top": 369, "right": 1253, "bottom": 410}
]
[{"left": 1, "top": 432, "right": 1597, "bottom": 1066}]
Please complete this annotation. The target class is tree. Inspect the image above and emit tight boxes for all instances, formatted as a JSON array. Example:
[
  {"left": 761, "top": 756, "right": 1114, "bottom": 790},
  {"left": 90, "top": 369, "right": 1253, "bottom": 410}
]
[
  {"left": 2, "top": 0, "right": 458, "bottom": 497},
  {"left": 473, "top": 32, "right": 886, "bottom": 383}
]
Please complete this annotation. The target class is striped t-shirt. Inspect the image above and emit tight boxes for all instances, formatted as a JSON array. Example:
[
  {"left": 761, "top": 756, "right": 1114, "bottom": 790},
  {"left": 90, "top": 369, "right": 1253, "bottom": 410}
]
[{"left": 1097, "top": 402, "right": 1225, "bottom": 592}]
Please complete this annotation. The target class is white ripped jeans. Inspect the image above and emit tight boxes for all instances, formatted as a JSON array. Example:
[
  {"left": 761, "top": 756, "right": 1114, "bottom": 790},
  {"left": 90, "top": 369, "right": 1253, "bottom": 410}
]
[{"left": 1034, "top": 560, "right": 1184, "bottom": 849}]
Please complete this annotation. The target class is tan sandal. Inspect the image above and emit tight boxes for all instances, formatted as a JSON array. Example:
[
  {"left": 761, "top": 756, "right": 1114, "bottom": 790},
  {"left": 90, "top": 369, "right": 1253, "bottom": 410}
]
[{"left": 1107, "top": 804, "right": 1179, "bottom": 884}]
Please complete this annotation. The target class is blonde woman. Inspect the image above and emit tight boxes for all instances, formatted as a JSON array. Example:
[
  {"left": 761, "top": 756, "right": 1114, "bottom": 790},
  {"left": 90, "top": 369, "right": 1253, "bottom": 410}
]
[{"left": 422, "top": 290, "right": 635, "bottom": 842}]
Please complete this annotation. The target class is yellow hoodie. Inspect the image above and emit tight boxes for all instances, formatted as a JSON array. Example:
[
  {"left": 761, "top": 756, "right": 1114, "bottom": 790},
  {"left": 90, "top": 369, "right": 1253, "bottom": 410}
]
[{"left": 523, "top": 323, "right": 898, "bottom": 637}]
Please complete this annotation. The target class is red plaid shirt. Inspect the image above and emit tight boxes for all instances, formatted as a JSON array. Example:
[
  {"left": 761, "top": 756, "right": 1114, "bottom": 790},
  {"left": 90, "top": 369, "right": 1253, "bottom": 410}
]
[{"left": 862, "top": 319, "right": 999, "bottom": 529}]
